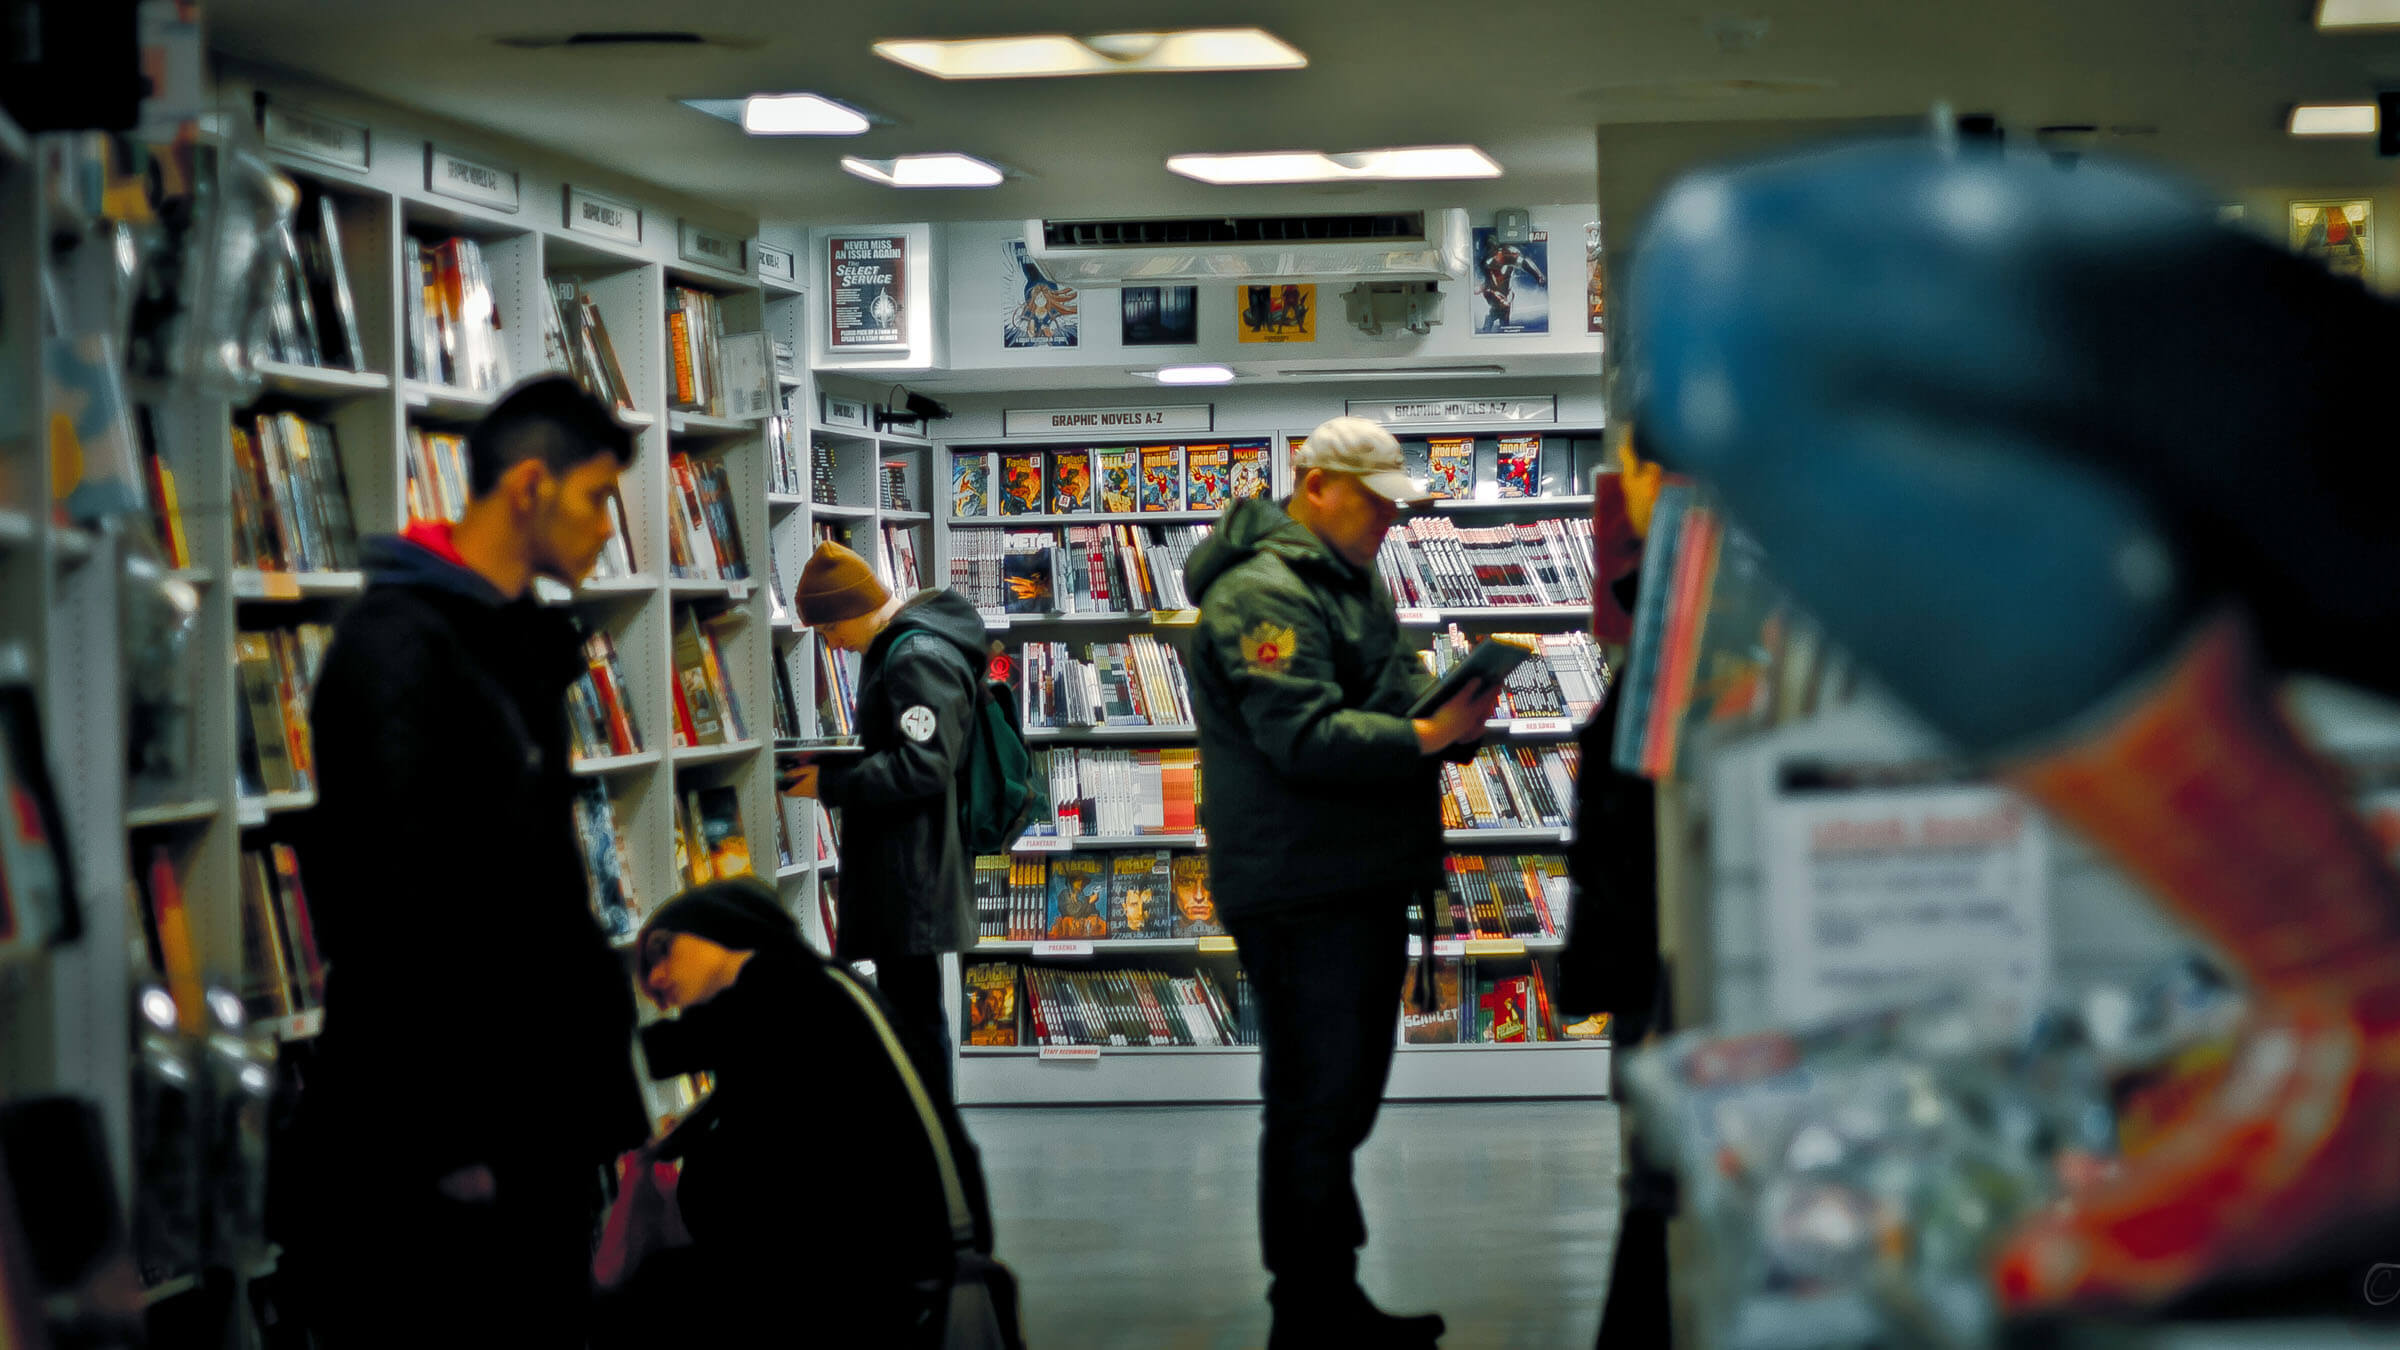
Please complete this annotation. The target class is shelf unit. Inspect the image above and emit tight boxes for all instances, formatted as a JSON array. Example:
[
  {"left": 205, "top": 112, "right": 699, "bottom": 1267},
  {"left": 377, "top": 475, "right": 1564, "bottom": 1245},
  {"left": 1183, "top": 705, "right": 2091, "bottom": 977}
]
[{"left": 929, "top": 418, "right": 1607, "bottom": 1104}]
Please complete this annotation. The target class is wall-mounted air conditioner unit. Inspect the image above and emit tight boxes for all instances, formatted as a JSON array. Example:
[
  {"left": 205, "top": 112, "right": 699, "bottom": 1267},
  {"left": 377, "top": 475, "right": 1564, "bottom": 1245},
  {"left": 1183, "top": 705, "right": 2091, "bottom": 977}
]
[{"left": 1022, "top": 208, "right": 1470, "bottom": 283}]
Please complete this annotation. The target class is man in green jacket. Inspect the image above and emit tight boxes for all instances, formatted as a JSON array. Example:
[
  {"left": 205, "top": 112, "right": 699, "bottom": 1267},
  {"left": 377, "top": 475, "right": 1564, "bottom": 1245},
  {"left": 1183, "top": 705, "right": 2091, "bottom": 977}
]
[{"left": 1184, "top": 416, "right": 1498, "bottom": 1347}]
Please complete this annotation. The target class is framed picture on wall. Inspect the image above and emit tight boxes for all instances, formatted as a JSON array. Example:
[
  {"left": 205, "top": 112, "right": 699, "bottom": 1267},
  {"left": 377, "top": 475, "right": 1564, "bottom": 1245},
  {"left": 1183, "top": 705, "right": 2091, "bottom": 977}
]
[{"left": 2290, "top": 199, "right": 2371, "bottom": 282}]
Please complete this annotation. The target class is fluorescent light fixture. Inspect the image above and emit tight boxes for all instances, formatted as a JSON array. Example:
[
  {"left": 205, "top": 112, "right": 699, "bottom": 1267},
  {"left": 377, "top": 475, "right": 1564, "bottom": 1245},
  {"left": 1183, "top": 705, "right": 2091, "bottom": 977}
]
[
  {"left": 840, "top": 153, "right": 1005, "bottom": 188},
  {"left": 741, "top": 93, "right": 870, "bottom": 135},
  {"left": 2288, "top": 102, "right": 2379, "bottom": 136},
  {"left": 2317, "top": 0, "right": 2400, "bottom": 29},
  {"left": 1154, "top": 364, "right": 1234, "bottom": 385},
  {"left": 1167, "top": 145, "right": 1501, "bottom": 186},
  {"left": 875, "top": 27, "right": 1304, "bottom": 79}
]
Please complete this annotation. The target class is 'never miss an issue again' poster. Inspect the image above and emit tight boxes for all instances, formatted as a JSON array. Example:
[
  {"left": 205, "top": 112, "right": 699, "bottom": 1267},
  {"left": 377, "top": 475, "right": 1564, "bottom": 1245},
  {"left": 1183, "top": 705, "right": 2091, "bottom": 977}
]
[{"left": 829, "top": 235, "right": 908, "bottom": 350}]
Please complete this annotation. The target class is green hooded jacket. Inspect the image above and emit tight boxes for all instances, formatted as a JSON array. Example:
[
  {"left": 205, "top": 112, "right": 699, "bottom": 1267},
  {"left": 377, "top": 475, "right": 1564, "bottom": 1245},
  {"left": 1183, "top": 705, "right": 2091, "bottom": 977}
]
[{"left": 1182, "top": 497, "right": 1444, "bottom": 918}]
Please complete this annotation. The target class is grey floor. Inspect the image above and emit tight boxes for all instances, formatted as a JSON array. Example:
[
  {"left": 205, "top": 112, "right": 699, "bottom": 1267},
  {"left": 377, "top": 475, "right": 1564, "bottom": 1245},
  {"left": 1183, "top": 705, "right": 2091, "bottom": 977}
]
[{"left": 967, "top": 1101, "right": 1622, "bottom": 1350}]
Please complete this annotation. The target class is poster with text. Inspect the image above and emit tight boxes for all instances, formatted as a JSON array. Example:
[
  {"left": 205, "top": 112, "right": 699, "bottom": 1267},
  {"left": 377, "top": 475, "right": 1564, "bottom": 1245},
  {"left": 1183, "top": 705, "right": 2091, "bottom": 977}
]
[
  {"left": 1004, "top": 241, "right": 1078, "bottom": 348},
  {"left": 1472, "top": 227, "right": 1550, "bottom": 336},
  {"left": 1584, "top": 221, "right": 1604, "bottom": 335},
  {"left": 828, "top": 235, "right": 907, "bottom": 350},
  {"left": 1122, "top": 286, "right": 1199, "bottom": 345},
  {"left": 1236, "top": 284, "right": 1314, "bottom": 343},
  {"left": 2291, "top": 199, "right": 2372, "bottom": 283},
  {"left": 1763, "top": 781, "right": 2050, "bottom": 1029}
]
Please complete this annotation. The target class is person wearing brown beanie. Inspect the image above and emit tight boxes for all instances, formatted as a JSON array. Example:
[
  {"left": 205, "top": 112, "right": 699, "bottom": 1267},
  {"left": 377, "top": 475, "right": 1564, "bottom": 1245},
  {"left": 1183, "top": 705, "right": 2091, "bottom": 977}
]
[{"left": 784, "top": 540, "right": 988, "bottom": 1098}]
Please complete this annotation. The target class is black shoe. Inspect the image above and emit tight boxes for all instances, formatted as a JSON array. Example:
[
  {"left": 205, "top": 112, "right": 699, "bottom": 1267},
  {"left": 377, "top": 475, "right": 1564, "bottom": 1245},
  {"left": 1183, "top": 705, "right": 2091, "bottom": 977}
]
[{"left": 1266, "top": 1285, "right": 1445, "bottom": 1348}]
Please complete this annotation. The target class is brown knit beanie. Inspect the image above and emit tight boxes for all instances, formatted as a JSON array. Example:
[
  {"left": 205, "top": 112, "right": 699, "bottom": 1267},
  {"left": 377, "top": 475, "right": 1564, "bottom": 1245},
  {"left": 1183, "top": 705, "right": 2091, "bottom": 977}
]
[{"left": 796, "top": 540, "right": 890, "bottom": 625}]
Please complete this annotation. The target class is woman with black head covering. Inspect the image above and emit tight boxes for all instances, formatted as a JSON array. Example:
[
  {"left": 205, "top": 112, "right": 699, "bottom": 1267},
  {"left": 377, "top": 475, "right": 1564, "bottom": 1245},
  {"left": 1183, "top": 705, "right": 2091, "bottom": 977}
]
[{"left": 601, "top": 879, "right": 1004, "bottom": 1347}]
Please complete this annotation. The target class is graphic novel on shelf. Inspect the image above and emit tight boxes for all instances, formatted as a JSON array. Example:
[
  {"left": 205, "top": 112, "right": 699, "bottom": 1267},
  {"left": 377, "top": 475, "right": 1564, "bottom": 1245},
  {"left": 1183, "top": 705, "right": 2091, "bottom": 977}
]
[
  {"left": 1139, "top": 446, "right": 1184, "bottom": 512},
  {"left": 951, "top": 452, "right": 992, "bottom": 518},
  {"left": 1472, "top": 227, "right": 1550, "bottom": 336},
  {"left": 1228, "top": 443, "right": 1271, "bottom": 502},
  {"left": 1000, "top": 451, "right": 1045, "bottom": 517},
  {"left": 1496, "top": 435, "right": 1542, "bottom": 499},
  {"left": 1004, "top": 241, "right": 1079, "bottom": 348},
  {"left": 1171, "top": 853, "right": 1221, "bottom": 937},
  {"left": 1097, "top": 449, "right": 1138, "bottom": 513},
  {"left": 1428, "top": 437, "right": 1476, "bottom": 499},
  {"left": 1045, "top": 854, "right": 1109, "bottom": 939},
  {"left": 1184, "top": 443, "right": 1232, "bottom": 512},
  {"left": 1051, "top": 449, "right": 1094, "bottom": 514}
]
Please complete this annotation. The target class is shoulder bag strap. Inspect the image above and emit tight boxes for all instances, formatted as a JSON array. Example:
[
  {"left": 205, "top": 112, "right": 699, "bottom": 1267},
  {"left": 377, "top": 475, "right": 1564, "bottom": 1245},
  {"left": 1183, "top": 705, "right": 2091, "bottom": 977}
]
[{"left": 825, "top": 968, "right": 976, "bottom": 1248}]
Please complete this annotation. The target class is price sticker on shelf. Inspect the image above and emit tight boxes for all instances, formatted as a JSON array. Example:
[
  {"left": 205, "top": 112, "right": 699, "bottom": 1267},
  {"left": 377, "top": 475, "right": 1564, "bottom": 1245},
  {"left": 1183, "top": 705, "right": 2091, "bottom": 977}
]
[
  {"left": 1396, "top": 608, "right": 1441, "bottom": 626},
  {"left": 1039, "top": 1046, "right": 1103, "bottom": 1062},
  {"left": 1509, "top": 718, "right": 1575, "bottom": 736},
  {"left": 1033, "top": 941, "right": 1095, "bottom": 958},
  {"left": 1015, "top": 835, "right": 1074, "bottom": 853}
]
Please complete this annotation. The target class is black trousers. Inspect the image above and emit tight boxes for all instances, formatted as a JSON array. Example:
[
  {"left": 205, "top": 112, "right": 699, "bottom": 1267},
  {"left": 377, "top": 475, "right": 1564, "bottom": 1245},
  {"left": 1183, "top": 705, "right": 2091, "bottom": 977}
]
[
  {"left": 1225, "top": 896, "right": 1411, "bottom": 1292},
  {"left": 873, "top": 951, "right": 956, "bottom": 1101}
]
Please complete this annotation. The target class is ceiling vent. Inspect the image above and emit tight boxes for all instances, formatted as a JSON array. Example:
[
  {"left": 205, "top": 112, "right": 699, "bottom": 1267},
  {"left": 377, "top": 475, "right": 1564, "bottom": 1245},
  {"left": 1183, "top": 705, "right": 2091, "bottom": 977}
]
[{"left": 1025, "top": 208, "right": 1469, "bottom": 283}]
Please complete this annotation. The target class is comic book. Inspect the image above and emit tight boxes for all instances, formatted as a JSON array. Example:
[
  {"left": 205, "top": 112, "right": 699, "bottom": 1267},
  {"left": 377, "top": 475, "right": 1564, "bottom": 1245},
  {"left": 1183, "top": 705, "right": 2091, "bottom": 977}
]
[
  {"left": 1228, "top": 442, "right": 1271, "bottom": 501},
  {"left": 1000, "top": 451, "right": 1045, "bottom": 516},
  {"left": 1400, "top": 959, "right": 1463, "bottom": 1044},
  {"left": 1050, "top": 449, "right": 1094, "bottom": 514},
  {"left": 1003, "top": 545, "right": 1057, "bottom": 616},
  {"left": 962, "top": 962, "right": 1021, "bottom": 1046},
  {"left": 1428, "top": 437, "right": 1476, "bottom": 499},
  {"left": 1496, "top": 435, "right": 1542, "bottom": 499},
  {"left": 1106, "top": 849, "right": 1174, "bottom": 939},
  {"left": 1045, "top": 854, "right": 1109, "bottom": 939},
  {"left": 951, "top": 451, "right": 992, "bottom": 518},
  {"left": 1184, "top": 443, "right": 1232, "bottom": 511},
  {"left": 1097, "top": 448, "right": 1138, "bottom": 513},
  {"left": 1139, "top": 446, "right": 1184, "bottom": 512},
  {"left": 1170, "top": 853, "right": 1221, "bottom": 937}
]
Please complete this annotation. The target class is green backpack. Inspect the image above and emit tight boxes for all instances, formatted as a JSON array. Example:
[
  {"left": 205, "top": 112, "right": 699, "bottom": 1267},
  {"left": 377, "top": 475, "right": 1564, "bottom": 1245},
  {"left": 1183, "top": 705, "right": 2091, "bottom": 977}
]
[{"left": 959, "top": 668, "right": 1040, "bottom": 855}]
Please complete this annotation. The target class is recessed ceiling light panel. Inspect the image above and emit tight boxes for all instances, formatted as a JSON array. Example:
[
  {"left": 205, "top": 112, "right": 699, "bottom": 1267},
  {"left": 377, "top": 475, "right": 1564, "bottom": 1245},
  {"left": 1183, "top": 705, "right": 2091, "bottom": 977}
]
[
  {"left": 841, "top": 153, "right": 1006, "bottom": 188},
  {"left": 741, "top": 93, "right": 871, "bottom": 135},
  {"left": 2288, "top": 102, "right": 2379, "bottom": 136},
  {"left": 2317, "top": 0, "right": 2400, "bottom": 29},
  {"left": 1167, "top": 145, "right": 1501, "bottom": 185},
  {"left": 874, "top": 27, "right": 1304, "bottom": 79}
]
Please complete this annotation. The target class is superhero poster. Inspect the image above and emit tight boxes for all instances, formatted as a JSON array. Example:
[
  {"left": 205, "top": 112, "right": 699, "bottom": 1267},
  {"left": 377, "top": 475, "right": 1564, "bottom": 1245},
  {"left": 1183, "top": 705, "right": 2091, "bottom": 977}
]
[
  {"left": 1236, "top": 284, "right": 1314, "bottom": 343},
  {"left": 1003, "top": 241, "right": 1079, "bottom": 348},
  {"left": 2290, "top": 200, "right": 2371, "bottom": 283},
  {"left": 1471, "top": 227, "right": 1551, "bottom": 336}
]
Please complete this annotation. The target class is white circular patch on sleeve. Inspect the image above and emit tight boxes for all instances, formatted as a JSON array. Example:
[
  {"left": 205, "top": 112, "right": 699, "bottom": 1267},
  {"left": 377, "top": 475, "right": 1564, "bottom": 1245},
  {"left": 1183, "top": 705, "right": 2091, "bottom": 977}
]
[{"left": 900, "top": 705, "right": 938, "bottom": 743}]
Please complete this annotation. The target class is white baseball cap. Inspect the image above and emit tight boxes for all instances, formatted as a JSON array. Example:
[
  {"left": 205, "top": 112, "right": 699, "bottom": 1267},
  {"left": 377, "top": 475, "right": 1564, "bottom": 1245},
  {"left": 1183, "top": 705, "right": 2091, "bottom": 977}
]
[{"left": 1292, "top": 416, "right": 1433, "bottom": 505}]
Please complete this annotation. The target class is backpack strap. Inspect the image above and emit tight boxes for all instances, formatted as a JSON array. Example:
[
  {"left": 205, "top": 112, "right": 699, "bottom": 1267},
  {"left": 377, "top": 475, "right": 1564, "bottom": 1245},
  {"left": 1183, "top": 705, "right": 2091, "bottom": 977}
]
[{"left": 825, "top": 967, "right": 977, "bottom": 1249}]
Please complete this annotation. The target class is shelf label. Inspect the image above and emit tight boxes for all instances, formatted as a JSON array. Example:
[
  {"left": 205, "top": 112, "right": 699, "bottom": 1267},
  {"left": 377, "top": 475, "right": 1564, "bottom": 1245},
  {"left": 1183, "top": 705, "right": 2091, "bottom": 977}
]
[
  {"left": 1002, "top": 403, "right": 1213, "bottom": 438},
  {"left": 260, "top": 572, "right": 302, "bottom": 601},
  {"left": 425, "top": 146, "right": 521, "bottom": 213},
  {"left": 1510, "top": 718, "right": 1575, "bottom": 736},
  {"left": 1033, "top": 941, "right": 1094, "bottom": 958},
  {"left": 679, "top": 219, "right": 744, "bottom": 271},
  {"left": 1397, "top": 608, "right": 1440, "bottom": 626},
  {"left": 1347, "top": 395, "right": 1557, "bottom": 427},
  {"left": 1464, "top": 939, "right": 1526, "bottom": 957},
  {"left": 728, "top": 580, "right": 753, "bottom": 602},
  {"left": 258, "top": 96, "right": 370, "bottom": 172},
  {"left": 1039, "top": 1046, "right": 1103, "bottom": 1062},
  {"left": 565, "top": 186, "right": 642, "bottom": 244},
  {"left": 1406, "top": 937, "right": 1469, "bottom": 958},
  {"left": 1015, "top": 835, "right": 1073, "bottom": 853},
  {"left": 1150, "top": 608, "right": 1200, "bottom": 627},
  {"left": 1195, "top": 936, "right": 1237, "bottom": 954},
  {"left": 280, "top": 1009, "right": 325, "bottom": 1041},
  {"left": 755, "top": 241, "right": 798, "bottom": 283},
  {"left": 820, "top": 394, "right": 870, "bottom": 429}
]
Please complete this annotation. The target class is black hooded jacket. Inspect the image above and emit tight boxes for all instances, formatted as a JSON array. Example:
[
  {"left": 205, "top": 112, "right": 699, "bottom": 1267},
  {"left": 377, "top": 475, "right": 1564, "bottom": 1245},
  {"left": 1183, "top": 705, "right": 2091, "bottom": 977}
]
[
  {"left": 818, "top": 588, "right": 988, "bottom": 959},
  {"left": 1182, "top": 498, "right": 1446, "bottom": 919},
  {"left": 295, "top": 533, "right": 645, "bottom": 1185}
]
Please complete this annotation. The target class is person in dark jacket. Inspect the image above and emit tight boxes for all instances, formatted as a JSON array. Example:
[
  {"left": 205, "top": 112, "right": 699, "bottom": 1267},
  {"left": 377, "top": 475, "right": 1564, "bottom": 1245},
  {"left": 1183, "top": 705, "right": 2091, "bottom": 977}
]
[
  {"left": 1184, "top": 417, "right": 1498, "bottom": 1348},
  {"left": 782, "top": 540, "right": 986, "bottom": 1100},
  {"left": 607, "top": 879, "right": 1006, "bottom": 1348},
  {"left": 276, "top": 376, "right": 645, "bottom": 1348}
]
